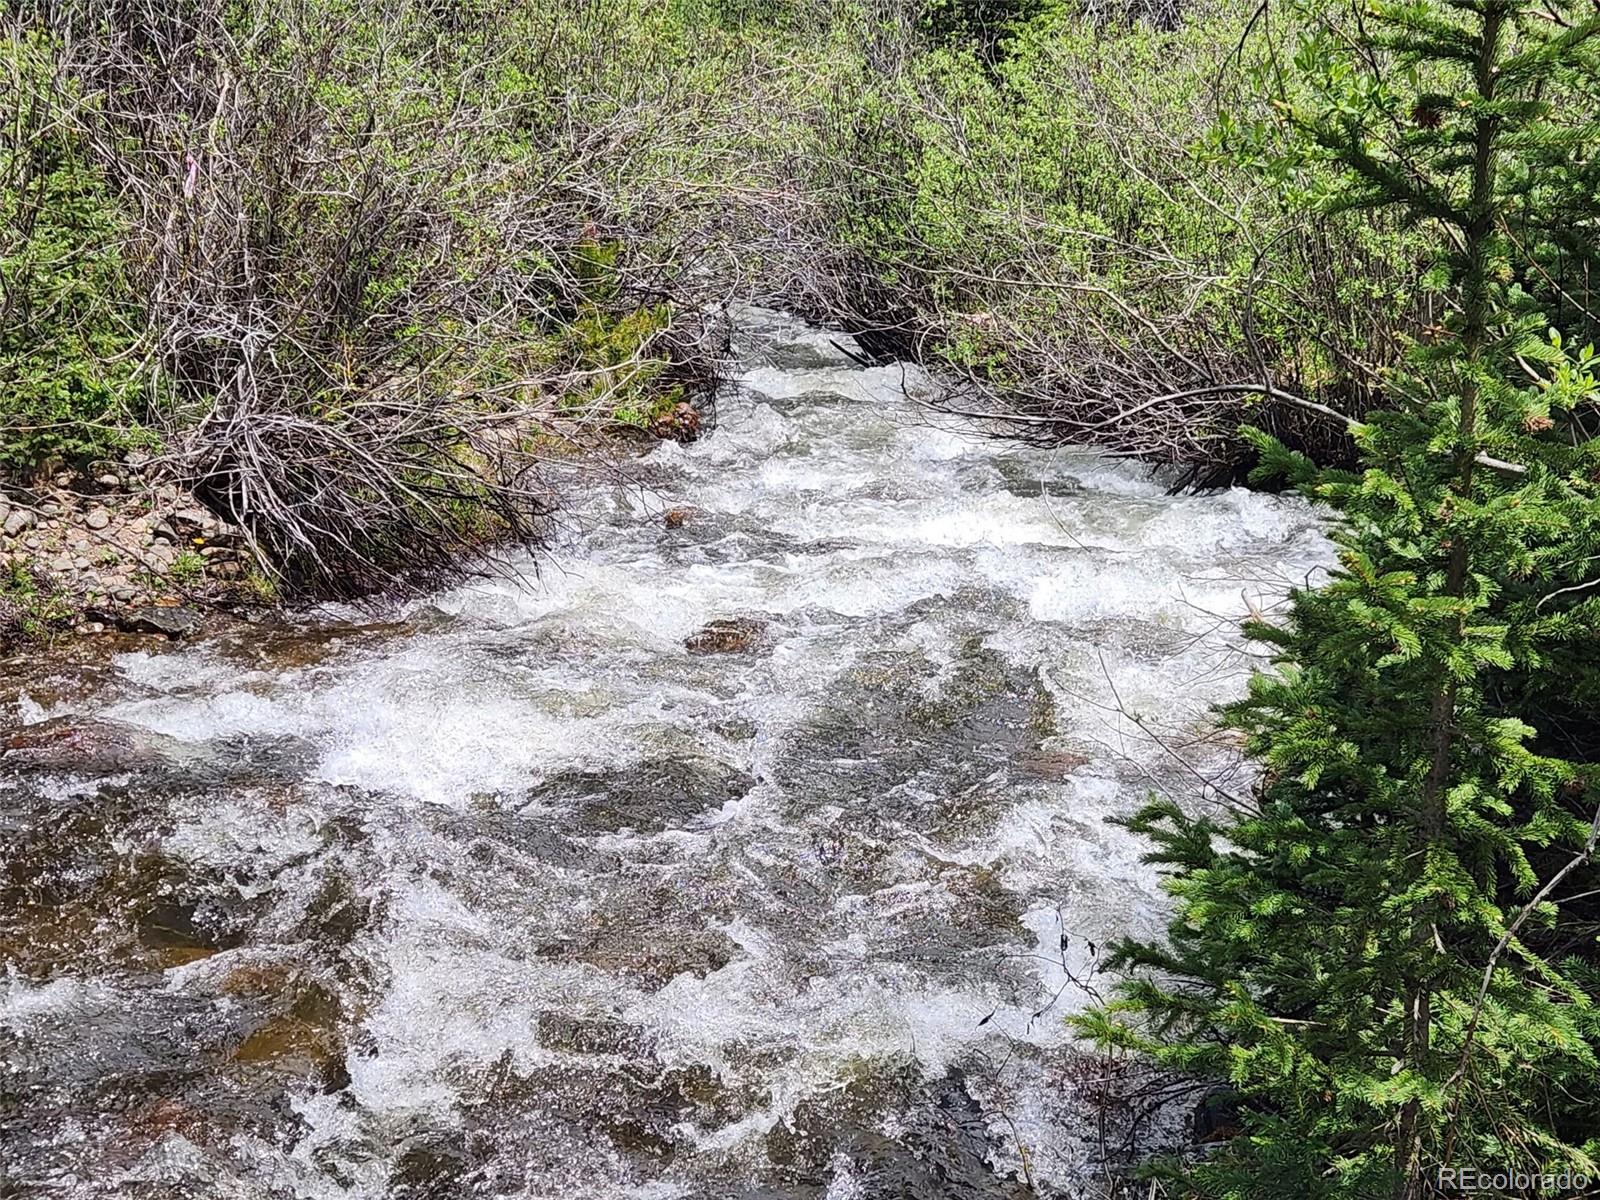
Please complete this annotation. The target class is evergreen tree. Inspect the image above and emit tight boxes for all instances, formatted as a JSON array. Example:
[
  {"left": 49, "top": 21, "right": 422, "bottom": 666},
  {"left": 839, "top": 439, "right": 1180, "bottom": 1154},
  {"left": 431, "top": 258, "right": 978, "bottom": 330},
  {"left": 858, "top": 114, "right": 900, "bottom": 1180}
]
[{"left": 1076, "top": 0, "right": 1600, "bottom": 1195}]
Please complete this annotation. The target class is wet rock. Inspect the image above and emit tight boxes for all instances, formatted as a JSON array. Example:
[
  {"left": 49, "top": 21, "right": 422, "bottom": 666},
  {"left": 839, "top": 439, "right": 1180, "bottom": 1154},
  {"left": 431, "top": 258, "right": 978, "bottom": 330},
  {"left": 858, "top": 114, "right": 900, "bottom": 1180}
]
[
  {"left": 290, "top": 871, "right": 375, "bottom": 945},
  {"left": 118, "top": 605, "right": 203, "bottom": 638},
  {"left": 651, "top": 401, "right": 702, "bottom": 442},
  {"left": 472, "top": 1057, "right": 743, "bottom": 1170},
  {"left": 214, "top": 957, "right": 346, "bottom": 1067},
  {"left": 846, "top": 1072, "right": 1036, "bottom": 1200},
  {"left": 121, "top": 1096, "right": 214, "bottom": 1147},
  {"left": 993, "top": 458, "right": 1085, "bottom": 499},
  {"left": 663, "top": 506, "right": 694, "bottom": 529},
  {"left": 128, "top": 870, "right": 262, "bottom": 968},
  {"left": 712, "top": 716, "right": 758, "bottom": 742},
  {"left": 773, "top": 639, "right": 1055, "bottom": 833},
  {"left": 2, "top": 716, "right": 182, "bottom": 775},
  {"left": 390, "top": 1132, "right": 472, "bottom": 1199},
  {"left": 0, "top": 976, "right": 250, "bottom": 1132},
  {"left": 536, "top": 1011, "right": 652, "bottom": 1058},
  {"left": 229, "top": 1015, "right": 347, "bottom": 1091},
  {"left": 765, "top": 344, "right": 849, "bottom": 370},
  {"left": 537, "top": 924, "right": 740, "bottom": 992},
  {"left": 1016, "top": 748, "right": 1091, "bottom": 778},
  {"left": 764, "top": 1057, "right": 917, "bottom": 1172},
  {"left": 0, "top": 774, "right": 276, "bottom": 980},
  {"left": 138, "top": 895, "right": 221, "bottom": 957},
  {"left": 530, "top": 756, "right": 756, "bottom": 834},
  {"left": 764, "top": 1065, "right": 1033, "bottom": 1199},
  {"left": 684, "top": 617, "right": 768, "bottom": 655}
]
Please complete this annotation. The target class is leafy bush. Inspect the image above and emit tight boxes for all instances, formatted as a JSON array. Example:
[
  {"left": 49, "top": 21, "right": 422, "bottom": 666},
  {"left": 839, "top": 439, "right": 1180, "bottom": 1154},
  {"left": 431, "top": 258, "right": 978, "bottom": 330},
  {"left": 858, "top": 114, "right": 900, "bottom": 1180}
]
[
  {"left": 0, "top": 34, "right": 147, "bottom": 476},
  {"left": 804, "top": 0, "right": 1429, "bottom": 476},
  {"left": 919, "top": 0, "right": 1048, "bottom": 58},
  {"left": 12, "top": 0, "right": 800, "bottom": 594}
]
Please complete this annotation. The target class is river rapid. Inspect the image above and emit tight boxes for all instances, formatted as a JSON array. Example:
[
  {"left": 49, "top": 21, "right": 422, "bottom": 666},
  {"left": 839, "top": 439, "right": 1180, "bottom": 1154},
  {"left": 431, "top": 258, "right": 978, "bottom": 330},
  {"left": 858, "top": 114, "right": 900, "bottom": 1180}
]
[{"left": 1, "top": 311, "right": 1330, "bottom": 1199}]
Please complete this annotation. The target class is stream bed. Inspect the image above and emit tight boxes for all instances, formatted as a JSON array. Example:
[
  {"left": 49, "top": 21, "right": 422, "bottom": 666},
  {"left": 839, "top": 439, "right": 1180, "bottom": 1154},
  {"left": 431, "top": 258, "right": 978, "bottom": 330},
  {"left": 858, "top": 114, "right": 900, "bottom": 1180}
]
[{"left": 0, "top": 311, "right": 1329, "bottom": 1199}]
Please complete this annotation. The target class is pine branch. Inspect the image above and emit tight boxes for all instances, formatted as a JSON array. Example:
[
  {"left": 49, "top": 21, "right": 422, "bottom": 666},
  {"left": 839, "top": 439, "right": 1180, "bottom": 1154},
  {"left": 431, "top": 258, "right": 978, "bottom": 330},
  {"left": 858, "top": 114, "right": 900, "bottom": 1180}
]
[{"left": 1441, "top": 801, "right": 1600, "bottom": 1153}]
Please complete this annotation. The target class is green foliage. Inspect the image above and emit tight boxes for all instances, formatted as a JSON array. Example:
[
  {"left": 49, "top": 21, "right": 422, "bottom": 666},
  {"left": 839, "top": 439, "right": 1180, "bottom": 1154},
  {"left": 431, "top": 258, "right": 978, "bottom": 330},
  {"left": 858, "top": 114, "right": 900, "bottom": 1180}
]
[
  {"left": 919, "top": 0, "right": 1048, "bottom": 60},
  {"left": 1078, "top": 0, "right": 1600, "bottom": 1193},
  {"left": 5, "top": 0, "right": 806, "bottom": 595},
  {"left": 0, "top": 34, "right": 147, "bottom": 475},
  {"left": 815, "top": 0, "right": 1425, "bottom": 466},
  {"left": 560, "top": 297, "right": 684, "bottom": 428},
  {"left": 168, "top": 551, "right": 206, "bottom": 584},
  {"left": 0, "top": 561, "right": 73, "bottom": 642}
]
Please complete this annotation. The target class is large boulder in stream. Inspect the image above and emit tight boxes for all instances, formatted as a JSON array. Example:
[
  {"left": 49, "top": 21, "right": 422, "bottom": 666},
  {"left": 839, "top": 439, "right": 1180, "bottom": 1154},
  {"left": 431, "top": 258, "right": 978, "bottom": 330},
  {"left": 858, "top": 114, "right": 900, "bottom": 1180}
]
[
  {"left": 530, "top": 756, "right": 757, "bottom": 835},
  {"left": 117, "top": 604, "right": 204, "bottom": 638},
  {"left": 1, "top": 716, "right": 188, "bottom": 775},
  {"left": 683, "top": 617, "right": 769, "bottom": 655}
]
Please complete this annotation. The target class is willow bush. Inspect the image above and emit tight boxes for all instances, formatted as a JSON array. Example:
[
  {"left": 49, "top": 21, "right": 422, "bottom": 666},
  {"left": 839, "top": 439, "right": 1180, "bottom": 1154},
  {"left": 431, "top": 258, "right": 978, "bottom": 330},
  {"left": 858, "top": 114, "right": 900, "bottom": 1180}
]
[
  {"left": 0, "top": 0, "right": 851, "bottom": 594},
  {"left": 805, "top": 0, "right": 1441, "bottom": 478}
]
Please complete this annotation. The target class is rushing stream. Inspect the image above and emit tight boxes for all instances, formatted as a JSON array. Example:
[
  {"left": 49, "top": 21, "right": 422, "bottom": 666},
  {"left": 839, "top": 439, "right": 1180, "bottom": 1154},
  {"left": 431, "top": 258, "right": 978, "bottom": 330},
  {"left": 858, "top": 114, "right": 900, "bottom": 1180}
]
[{"left": 1, "top": 311, "right": 1330, "bottom": 1198}]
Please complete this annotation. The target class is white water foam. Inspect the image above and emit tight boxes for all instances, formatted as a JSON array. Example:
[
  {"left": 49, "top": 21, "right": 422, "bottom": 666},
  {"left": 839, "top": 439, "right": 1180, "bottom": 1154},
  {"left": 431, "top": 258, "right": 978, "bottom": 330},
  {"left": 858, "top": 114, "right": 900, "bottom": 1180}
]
[{"left": 5, "top": 309, "right": 1332, "bottom": 1198}]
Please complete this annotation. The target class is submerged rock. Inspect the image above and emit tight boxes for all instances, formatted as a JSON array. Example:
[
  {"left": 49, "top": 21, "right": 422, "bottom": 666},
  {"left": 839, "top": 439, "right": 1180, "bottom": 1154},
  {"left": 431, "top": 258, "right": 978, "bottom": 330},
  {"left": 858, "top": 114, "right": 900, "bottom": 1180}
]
[
  {"left": 530, "top": 756, "right": 756, "bottom": 834},
  {"left": 390, "top": 1131, "right": 473, "bottom": 1199},
  {"left": 763, "top": 1064, "right": 1034, "bottom": 1199},
  {"left": 536, "top": 1011, "right": 652, "bottom": 1058},
  {"left": 2, "top": 716, "right": 183, "bottom": 775},
  {"left": 537, "top": 922, "right": 741, "bottom": 992},
  {"left": 229, "top": 1015, "right": 347, "bottom": 1092},
  {"left": 684, "top": 617, "right": 768, "bottom": 655},
  {"left": 773, "top": 639, "right": 1056, "bottom": 833}
]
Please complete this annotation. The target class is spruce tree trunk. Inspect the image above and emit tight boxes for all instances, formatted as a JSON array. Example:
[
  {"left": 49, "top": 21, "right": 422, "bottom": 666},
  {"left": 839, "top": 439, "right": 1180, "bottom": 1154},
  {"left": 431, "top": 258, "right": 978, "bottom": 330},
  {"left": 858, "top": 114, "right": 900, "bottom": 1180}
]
[{"left": 1395, "top": 8, "right": 1506, "bottom": 1194}]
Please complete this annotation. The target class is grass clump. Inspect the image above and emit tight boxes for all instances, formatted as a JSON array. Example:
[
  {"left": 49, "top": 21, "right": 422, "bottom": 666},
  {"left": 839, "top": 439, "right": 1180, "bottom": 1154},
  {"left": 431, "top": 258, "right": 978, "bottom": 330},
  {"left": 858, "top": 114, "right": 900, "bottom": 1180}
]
[{"left": 0, "top": 561, "right": 74, "bottom": 641}]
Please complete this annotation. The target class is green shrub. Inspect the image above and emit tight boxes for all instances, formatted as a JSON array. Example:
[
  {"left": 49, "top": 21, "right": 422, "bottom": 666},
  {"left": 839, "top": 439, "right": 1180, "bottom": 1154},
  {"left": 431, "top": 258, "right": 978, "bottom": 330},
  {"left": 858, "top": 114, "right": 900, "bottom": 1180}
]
[
  {"left": 1076, "top": 0, "right": 1600, "bottom": 1190},
  {"left": 810, "top": 0, "right": 1427, "bottom": 472},
  {"left": 0, "top": 561, "right": 73, "bottom": 642},
  {"left": 0, "top": 34, "right": 147, "bottom": 476},
  {"left": 920, "top": 0, "right": 1048, "bottom": 59}
]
